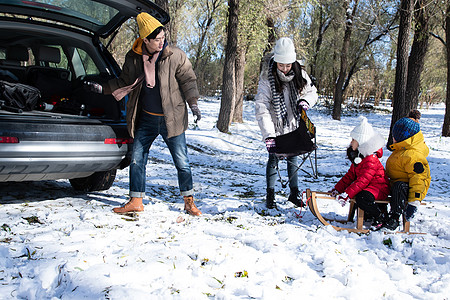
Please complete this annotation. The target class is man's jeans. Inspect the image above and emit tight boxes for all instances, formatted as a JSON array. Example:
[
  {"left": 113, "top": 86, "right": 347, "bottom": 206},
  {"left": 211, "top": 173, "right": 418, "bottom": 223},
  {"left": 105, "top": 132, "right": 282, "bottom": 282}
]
[
  {"left": 266, "top": 153, "right": 298, "bottom": 190},
  {"left": 129, "top": 113, "right": 193, "bottom": 198}
]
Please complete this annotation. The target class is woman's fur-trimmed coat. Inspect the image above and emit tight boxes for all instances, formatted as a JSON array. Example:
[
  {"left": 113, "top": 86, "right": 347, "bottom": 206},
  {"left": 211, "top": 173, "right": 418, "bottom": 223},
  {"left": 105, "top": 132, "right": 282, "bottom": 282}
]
[{"left": 255, "top": 55, "right": 318, "bottom": 140}]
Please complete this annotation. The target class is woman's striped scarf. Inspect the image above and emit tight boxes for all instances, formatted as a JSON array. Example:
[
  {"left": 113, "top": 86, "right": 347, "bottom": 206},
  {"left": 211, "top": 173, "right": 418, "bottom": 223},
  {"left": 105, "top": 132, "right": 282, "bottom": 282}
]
[{"left": 267, "top": 58, "right": 300, "bottom": 131}]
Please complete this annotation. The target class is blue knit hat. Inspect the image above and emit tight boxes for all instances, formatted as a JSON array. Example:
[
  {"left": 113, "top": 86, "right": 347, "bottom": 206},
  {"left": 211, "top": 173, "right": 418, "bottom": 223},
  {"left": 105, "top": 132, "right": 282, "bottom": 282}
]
[{"left": 392, "top": 117, "right": 420, "bottom": 142}]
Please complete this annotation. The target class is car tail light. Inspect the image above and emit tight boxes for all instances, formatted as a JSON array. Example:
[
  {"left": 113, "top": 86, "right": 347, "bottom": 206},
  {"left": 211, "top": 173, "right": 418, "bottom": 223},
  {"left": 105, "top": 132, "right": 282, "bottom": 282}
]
[
  {"left": 104, "top": 138, "right": 133, "bottom": 144},
  {"left": 0, "top": 136, "right": 19, "bottom": 143}
]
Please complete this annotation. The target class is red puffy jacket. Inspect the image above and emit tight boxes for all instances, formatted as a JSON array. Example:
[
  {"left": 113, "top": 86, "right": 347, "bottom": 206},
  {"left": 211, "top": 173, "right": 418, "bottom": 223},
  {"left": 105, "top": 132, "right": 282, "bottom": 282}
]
[{"left": 334, "top": 148, "right": 390, "bottom": 200}]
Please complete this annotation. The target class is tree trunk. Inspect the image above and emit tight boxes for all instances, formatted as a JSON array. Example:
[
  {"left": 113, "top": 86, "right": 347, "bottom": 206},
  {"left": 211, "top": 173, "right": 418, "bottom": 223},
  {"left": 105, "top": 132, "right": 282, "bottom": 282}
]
[
  {"left": 259, "top": 17, "right": 276, "bottom": 74},
  {"left": 332, "top": 0, "right": 358, "bottom": 120},
  {"left": 233, "top": 45, "right": 246, "bottom": 123},
  {"left": 311, "top": 6, "right": 330, "bottom": 89},
  {"left": 405, "top": 0, "right": 430, "bottom": 111},
  {"left": 389, "top": 0, "right": 414, "bottom": 145},
  {"left": 217, "top": 0, "right": 239, "bottom": 133},
  {"left": 193, "top": 19, "right": 213, "bottom": 70},
  {"left": 444, "top": 1, "right": 450, "bottom": 137},
  {"left": 155, "top": 0, "right": 172, "bottom": 43}
]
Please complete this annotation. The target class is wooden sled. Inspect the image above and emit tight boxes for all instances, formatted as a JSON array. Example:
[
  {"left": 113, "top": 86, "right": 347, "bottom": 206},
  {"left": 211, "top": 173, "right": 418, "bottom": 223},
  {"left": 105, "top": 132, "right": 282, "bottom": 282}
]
[{"left": 306, "top": 189, "right": 424, "bottom": 234}]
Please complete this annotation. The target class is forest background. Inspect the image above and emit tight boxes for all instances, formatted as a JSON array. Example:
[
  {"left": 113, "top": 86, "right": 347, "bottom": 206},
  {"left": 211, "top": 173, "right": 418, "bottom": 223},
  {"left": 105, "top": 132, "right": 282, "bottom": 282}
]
[{"left": 102, "top": 0, "right": 449, "bottom": 138}]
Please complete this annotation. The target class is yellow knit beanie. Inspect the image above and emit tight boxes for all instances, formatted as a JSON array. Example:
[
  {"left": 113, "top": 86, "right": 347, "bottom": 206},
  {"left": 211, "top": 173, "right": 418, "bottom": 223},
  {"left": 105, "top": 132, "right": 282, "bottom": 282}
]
[{"left": 136, "top": 12, "right": 163, "bottom": 39}]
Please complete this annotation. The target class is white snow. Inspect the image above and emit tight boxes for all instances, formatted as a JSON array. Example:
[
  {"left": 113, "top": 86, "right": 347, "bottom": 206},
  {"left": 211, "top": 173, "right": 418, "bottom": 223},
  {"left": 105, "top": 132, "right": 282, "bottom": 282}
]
[{"left": 0, "top": 99, "right": 449, "bottom": 299}]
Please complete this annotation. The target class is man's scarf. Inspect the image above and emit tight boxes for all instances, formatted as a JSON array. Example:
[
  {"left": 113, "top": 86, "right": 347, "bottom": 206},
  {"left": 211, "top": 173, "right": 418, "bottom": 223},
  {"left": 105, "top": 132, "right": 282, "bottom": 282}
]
[
  {"left": 112, "top": 38, "right": 162, "bottom": 100},
  {"left": 267, "top": 58, "right": 300, "bottom": 130}
]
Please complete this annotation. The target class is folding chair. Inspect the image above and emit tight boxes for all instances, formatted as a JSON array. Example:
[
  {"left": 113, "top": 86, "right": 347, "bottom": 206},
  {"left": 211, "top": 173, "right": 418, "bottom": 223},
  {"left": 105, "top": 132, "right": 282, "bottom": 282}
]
[{"left": 274, "top": 109, "right": 318, "bottom": 187}]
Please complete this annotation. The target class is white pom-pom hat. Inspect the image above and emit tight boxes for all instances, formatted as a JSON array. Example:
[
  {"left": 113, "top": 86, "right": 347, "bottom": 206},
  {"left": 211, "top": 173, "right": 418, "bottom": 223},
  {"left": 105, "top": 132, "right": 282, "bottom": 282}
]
[{"left": 350, "top": 116, "right": 385, "bottom": 157}]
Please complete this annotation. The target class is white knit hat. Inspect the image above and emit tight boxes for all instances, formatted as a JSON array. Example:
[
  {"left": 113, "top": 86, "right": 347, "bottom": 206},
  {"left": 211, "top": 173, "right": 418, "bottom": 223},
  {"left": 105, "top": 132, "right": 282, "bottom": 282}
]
[
  {"left": 350, "top": 116, "right": 385, "bottom": 157},
  {"left": 350, "top": 116, "right": 374, "bottom": 145},
  {"left": 273, "top": 37, "right": 296, "bottom": 64}
]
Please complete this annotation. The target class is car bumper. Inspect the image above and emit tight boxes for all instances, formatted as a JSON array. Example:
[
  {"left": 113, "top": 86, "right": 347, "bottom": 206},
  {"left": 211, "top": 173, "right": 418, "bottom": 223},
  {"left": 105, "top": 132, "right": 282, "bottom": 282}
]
[{"left": 0, "top": 140, "right": 129, "bottom": 181}]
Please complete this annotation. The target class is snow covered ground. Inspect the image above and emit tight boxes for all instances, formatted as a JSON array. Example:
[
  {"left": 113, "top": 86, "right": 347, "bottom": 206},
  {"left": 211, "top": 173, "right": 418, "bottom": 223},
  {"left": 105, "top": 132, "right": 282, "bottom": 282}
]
[{"left": 0, "top": 99, "right": 449, "bottom": 299}]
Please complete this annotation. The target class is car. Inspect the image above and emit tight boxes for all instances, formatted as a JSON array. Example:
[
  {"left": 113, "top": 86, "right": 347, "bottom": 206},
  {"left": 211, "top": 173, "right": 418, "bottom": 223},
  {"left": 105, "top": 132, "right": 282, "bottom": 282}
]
[{"left": 0, "top": 0, "right": 169, "bottom": 191}]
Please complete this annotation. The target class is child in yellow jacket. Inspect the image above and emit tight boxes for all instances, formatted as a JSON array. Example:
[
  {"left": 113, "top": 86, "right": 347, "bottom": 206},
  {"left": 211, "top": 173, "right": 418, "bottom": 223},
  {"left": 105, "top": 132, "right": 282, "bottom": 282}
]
[{"left": 384, "top": 112, "right": 431, "bottom": 230}]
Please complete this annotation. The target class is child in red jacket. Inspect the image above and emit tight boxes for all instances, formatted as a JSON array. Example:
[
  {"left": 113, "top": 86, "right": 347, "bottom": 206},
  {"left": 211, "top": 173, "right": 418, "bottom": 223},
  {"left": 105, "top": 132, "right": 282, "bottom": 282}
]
[{"left": 329, "top": 116, "right": 390, "bottom": 230}]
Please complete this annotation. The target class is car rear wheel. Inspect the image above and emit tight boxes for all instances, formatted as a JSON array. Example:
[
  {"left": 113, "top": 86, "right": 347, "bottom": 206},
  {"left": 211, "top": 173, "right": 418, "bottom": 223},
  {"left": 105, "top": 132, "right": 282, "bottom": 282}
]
[{"left": 69, "top": 169, "right": 117, "bottom": 191}]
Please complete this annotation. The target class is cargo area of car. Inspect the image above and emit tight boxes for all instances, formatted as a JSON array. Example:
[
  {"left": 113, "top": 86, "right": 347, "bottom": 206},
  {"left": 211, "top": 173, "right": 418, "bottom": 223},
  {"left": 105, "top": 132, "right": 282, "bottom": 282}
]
[
  {"left": 0, "top": 44, "right": 122, "bottom": 120},
  {"left": 0, "top": 22, "right": 124, "bottom": 121}
]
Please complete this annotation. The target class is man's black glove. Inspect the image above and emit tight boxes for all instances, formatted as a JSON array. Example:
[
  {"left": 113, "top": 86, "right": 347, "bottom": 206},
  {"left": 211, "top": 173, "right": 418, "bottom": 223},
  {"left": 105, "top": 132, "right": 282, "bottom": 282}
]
[{"left": 190, "top": 104, "right": 201, "bottom": 121}]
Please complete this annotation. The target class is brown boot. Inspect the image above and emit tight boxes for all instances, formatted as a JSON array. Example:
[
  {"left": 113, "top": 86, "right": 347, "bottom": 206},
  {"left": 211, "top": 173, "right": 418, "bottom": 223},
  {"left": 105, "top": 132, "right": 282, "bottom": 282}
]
[
  {"left": 183, "top": 195, "right": 202, "bottom": 216},
  {"left": 113, "top": 197, "right": 144, "bottom": 214}
]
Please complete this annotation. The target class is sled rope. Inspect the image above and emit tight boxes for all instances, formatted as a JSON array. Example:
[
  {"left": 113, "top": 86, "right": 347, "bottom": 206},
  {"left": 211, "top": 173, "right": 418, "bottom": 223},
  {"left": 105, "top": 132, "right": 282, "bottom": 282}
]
[{"left": 293, "top": 192, "right": 311, "bottom": 220}]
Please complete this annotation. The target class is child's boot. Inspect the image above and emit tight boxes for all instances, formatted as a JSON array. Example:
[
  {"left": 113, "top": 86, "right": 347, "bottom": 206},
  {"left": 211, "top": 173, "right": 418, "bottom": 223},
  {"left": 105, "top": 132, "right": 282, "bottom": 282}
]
[
  {"left": 384, "top": 213, "right": 400, "bottom": 230},
  {"left": 405, "top": 203, "right": 418, "bottom": 221},
  {"left": 370, "top": 212, "right": 389, "bottom": 231}
]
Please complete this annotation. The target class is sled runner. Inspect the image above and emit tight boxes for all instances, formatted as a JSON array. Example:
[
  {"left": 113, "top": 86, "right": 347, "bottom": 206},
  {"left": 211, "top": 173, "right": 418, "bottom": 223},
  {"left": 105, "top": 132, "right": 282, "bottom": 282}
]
[
  {"left": 274, "top": 109, "right": 318, "bottom": 187},
  {"left": 305, "top": 189, "right": 423, "bottom": 234}
]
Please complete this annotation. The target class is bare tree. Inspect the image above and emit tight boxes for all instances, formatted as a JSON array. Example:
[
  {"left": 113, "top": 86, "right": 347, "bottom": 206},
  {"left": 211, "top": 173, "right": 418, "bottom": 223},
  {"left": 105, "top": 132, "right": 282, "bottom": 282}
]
[
  {"left": 155, "top": 0, "right": 171, "bottom": 42},
  {"left": 332, "top": 0, "right": 359, "bottom": 120},
  {"left": 428, "top": 0, "right": 449, "bottom": 136},
  {"left": 310, "top": 4, "right": 332, "bottom": 87},
  {"left": 217, "top": 0, "right": 239, "bottom": 133},
  {"left": 389, "top": 0, "right": 414, "bottom": 145},
  {"left": 192, "top": 0, "right": 222, "bottom": 70},
  {"left": 233, "top": 45, "right": 246, "bottom": 123},
  {"left": 155, "top": 0, "right": 185, "bottom": 46},
  {"left": 405, "top": 0, "right": 432, "bottom": 111},
  {"left": 444, "top": 1, "right": 450, "bottom": 136},
  {"left": 342, "top": 14, "right": 398, "bottom": 96}
]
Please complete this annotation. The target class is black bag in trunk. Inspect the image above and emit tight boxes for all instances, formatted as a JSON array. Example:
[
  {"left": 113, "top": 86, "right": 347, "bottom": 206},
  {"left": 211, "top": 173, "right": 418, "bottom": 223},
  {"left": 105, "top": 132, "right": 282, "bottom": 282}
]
[{"left": 0, "top": 80, "right": 41, "bottom": 111}]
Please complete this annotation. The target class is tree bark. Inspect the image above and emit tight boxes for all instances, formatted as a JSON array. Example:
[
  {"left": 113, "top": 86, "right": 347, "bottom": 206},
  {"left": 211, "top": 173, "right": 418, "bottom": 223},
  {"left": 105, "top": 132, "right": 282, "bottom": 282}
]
[
  {"left": 155, "top": 0, "right": 172, "bottom": 43},
  {"left": 311, "top": 5, "right": 331, "bottom": 89},
  {"left": 259, "top": 17, "right": 276, "bottom": 74},
  {"left": 389, "top": 0, "right": 414, "bottom": 145},
  {"left": 444, "top": 1, "right": 450, "bottom": 137},
  {"left": 217, "top": 0, "right": 239, "bottom": 133},
  {"left": 233, "top": 45, "right": 246, "bottom": 123},
  {"left": 332, "top": 0, "right": 358, "bottom": 120},
  {"left": 405, "top": 0, "right": 430, "bottom": 111}
]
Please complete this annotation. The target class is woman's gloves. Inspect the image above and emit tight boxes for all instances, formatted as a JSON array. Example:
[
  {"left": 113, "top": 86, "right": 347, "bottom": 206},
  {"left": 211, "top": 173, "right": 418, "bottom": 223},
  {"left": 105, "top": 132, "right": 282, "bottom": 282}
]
[
  {"left": 83, "top": 81, "right": 103, "bottom": 94},
  {"left": 189, "top": 104, "right": 201, "bottom": 121},
  {"left": 298, "top": 100, "right": 310, "bottom": 111},
  {"left": 265, "top": 138, "right": 276, "bottom": 153}
]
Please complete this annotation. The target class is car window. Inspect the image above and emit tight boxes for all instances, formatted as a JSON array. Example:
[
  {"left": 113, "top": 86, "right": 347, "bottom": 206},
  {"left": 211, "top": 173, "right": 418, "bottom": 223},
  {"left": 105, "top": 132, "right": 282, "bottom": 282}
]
[
  {"left": 5, "top": 0, "right": 119, "bottom": 26},
  {"left": 0, "top": 48, "right": 5, "bottom": 59}
]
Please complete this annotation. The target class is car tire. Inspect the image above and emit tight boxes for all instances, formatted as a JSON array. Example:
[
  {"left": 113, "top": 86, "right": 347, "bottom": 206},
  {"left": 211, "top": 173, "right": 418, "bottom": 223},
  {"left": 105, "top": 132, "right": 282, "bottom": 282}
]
[{"left": 69, "top": 169, "right": 117, "bottom": 192}]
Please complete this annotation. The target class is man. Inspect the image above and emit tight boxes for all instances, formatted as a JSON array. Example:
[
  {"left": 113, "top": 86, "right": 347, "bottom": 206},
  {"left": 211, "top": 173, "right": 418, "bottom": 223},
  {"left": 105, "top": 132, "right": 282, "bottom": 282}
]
[{"left": 85, "top": 12, "right": 202, "bottom": 216}]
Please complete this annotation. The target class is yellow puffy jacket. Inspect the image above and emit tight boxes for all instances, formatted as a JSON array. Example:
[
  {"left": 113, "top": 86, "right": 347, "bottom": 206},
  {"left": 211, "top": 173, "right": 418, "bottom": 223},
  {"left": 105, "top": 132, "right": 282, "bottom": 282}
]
[{"left": 386, "top": 131, "right": 431, "bottom": 202}]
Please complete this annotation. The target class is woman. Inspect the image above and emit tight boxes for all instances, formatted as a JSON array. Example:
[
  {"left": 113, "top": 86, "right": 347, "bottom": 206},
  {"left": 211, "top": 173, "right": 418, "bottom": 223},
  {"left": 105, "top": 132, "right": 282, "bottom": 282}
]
[{"left": 255, "top": 37, "right": 318, "bottom": 209}]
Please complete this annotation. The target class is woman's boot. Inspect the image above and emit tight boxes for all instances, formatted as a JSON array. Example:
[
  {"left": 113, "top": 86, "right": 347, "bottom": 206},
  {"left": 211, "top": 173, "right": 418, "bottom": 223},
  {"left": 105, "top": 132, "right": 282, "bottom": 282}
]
[
  {"left": 113, "top": 197, "right": 144, "bottom": 214},
  {"left": 266, "top": 188, "right": 277, "bottom": 209},
  {"left": 288, "top": 187, "right": 305, "bottom": 207}
]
